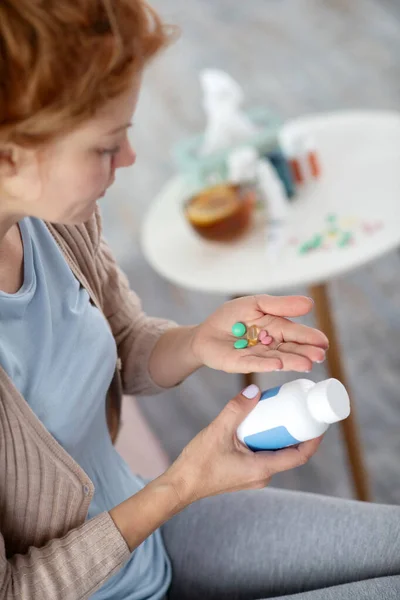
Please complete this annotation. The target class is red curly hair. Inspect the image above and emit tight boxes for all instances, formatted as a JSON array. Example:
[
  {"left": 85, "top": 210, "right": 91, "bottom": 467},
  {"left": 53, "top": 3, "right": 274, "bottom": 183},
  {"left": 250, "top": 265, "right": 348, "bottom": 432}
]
[{"left": 0, "top": 0, "right": 175, "bottom": 146}]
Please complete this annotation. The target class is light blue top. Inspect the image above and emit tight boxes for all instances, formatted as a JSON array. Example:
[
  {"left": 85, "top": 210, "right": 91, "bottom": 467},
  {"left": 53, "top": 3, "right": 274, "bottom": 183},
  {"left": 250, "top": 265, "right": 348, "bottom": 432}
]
[{"left": 0, "top": 218, "right": 171, "bottom": 599}]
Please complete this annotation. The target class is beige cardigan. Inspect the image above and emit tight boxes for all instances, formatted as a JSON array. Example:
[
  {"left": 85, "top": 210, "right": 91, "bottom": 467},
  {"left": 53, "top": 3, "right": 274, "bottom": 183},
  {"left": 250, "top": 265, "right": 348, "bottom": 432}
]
[{"left": 0, "top": 208, "right": 175, "bottom": 599}]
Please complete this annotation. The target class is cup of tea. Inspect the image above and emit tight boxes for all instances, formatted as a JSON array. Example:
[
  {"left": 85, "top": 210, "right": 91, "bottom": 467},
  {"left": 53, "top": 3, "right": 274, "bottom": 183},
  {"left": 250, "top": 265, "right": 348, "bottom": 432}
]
[{"left": 184, "top": 183, "right": 256, "bottom": 242}]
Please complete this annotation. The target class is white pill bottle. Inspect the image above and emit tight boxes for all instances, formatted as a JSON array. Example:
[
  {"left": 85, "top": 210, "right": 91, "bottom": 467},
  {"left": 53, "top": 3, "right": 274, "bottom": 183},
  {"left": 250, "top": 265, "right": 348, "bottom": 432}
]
[{"left": 237, "top": 378, "right": 350, "bottom": 451}]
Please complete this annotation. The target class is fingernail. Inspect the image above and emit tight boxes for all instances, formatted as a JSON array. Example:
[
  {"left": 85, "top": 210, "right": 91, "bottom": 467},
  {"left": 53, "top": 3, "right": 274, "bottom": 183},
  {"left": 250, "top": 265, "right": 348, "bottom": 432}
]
[
  {"left": 316, "top": 359, "right": 325, "bottom": 364},
  {"left": 242, "top": 384, "right": 259, "bottom": 398},
  {"left": 274, "top": 368, "right": 282, "bottom": 372}
]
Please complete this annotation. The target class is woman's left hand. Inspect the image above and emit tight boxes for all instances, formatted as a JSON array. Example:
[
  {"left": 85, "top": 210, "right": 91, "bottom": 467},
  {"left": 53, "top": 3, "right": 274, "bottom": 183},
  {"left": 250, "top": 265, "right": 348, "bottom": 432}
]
[{"left": 190, "top": 295, "right": 329, "bottom": 374}]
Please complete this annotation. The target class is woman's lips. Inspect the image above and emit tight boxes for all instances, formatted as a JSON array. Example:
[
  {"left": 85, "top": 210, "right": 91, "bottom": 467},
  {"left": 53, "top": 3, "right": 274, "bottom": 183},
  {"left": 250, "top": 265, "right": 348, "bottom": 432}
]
[{"left": 99, "top": 177, "right": 116, "bottom": 198}]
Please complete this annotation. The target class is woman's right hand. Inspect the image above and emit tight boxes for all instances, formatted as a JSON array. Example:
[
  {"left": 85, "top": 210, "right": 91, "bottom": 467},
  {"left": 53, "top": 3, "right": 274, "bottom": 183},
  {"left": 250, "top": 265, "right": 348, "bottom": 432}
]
[
  {"left": 110, "top": 383, "right": 323, "bottom": 553},
  {"left": 164, "top": 384, "right": 323, "bottom": 508}
]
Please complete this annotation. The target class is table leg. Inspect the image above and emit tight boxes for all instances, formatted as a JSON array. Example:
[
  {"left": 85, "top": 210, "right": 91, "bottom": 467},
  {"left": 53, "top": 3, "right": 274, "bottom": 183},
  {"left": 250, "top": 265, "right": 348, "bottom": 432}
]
[{"left": 310, "top": 283, "right": 371, "bottom": 502}]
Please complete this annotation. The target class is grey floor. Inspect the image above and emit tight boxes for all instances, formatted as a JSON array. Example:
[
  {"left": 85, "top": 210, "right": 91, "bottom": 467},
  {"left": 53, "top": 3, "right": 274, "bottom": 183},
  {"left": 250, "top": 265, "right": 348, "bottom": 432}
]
[{"left": 101, "top": 0, "right": 400, "bottom": 504}]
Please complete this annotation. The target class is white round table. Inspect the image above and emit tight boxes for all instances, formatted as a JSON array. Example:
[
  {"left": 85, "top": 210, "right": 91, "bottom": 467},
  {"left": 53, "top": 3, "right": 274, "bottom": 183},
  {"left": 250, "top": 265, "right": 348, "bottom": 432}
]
[{"left": 141, "top": 110, "right": 400, "bottom": 502}]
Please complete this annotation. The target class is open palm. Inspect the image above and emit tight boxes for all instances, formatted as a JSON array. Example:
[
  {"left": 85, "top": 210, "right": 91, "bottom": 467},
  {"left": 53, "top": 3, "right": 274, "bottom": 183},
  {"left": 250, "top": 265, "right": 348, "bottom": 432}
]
[{"left": 191, "top": 295, "right": 329, "bottom": 374}]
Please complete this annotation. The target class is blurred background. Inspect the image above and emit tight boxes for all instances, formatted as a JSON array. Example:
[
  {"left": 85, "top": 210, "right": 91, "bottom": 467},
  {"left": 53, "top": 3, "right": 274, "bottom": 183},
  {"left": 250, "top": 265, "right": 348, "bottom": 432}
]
[{"left": 105, "top": 0, "right": 400, "bottom": 503}]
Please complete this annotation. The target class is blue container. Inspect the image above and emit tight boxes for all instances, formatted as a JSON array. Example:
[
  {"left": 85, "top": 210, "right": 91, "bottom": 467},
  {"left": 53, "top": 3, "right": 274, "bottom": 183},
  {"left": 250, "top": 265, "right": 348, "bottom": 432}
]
[{"left": 265, "top": 149, "right": 296, "bottom": 199}]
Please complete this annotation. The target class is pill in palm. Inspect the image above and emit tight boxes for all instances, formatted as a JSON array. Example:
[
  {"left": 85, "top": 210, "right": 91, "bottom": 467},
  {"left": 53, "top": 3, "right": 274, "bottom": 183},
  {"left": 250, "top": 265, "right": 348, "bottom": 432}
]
[
  {"left": 234, "top": 338, "right": 249, "bottom": 349},
  {"left": 261, "top": 335, "right": 273, "bottom": 345},
  {"left": 246, "top": 325, "right": 260, "bottom": 343},
  {"left": 232, "top": 322, "right": 247, "bottom": 337}
]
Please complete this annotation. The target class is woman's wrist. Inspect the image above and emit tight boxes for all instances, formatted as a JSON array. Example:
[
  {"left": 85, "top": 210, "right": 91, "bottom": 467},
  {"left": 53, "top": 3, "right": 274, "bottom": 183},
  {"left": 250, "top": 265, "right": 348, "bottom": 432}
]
[
  {"left": 109, "top": 473, "right": 188, "bottom": 552},
  {"left": 148, "top": 325, "right": 203, "bottom": 388}
]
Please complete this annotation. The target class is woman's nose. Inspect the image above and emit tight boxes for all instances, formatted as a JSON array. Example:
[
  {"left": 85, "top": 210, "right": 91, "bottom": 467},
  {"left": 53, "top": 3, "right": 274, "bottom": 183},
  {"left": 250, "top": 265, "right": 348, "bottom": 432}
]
[{"left": 115, "top": 141, "right": 136, "bottom": 169}]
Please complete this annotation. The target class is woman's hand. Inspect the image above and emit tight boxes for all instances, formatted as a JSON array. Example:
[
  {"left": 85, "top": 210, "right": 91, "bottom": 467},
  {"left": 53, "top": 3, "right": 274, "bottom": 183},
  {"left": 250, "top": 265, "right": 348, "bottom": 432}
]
[
  {"left": 148, "top": 294, "right": 329, "bottom": 388},
  {"left": 164, "top": 384, "right": 323, "bottom": 507},
  {"left": 110, "top": 384, "right": 322, "bottom": 552},
  {"left": 190, "top": 294, "right": 329, "bottom": 374}
]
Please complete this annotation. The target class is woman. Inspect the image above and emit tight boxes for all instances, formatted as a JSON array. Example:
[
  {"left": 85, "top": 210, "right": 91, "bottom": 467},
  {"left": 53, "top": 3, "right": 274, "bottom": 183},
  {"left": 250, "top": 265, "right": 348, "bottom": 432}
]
[{"left": 0, "top": 1, "right": 399, "bottom": 599}]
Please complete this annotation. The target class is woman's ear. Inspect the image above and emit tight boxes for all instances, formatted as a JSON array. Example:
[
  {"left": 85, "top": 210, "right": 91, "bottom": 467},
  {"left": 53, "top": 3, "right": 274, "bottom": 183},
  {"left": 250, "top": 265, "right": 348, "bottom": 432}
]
[
  {"left": 0, "top": 145, "right": 18, "bottom": 178},
  {"left": 0, "top": 143, "right": 41, "bottom": 204}
]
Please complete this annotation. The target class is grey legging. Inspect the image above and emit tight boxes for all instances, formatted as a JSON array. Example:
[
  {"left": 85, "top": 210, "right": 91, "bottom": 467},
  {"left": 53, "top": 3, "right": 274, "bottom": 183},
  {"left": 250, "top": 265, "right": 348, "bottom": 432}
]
[{"left": 161, "top": 487, "right": 400, "bottom": 599}]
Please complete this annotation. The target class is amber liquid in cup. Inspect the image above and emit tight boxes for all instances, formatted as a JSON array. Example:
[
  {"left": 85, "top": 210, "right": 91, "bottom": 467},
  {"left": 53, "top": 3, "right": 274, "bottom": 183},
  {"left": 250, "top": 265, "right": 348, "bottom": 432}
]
[{"left": 184, "top": 183, "right": 256, "bottom": 242}]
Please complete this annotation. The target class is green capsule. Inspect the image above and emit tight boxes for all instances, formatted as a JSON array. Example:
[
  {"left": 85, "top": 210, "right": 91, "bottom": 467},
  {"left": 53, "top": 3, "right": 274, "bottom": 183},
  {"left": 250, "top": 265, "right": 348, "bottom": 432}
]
[
  {"left": 299, "top": 242, "right": 312, "bottom": 254},
  {"left": 232, "top": 322, "right": 247, "bottom": 337},
  {"left": 338, "top": 232, "right": 353, "bottom": 248},
  {"left": 311, "top": 234, "right": 323, "bottom": 249},
  {"left": 234, "top": 338, "right": 249, "bottom": 350}
]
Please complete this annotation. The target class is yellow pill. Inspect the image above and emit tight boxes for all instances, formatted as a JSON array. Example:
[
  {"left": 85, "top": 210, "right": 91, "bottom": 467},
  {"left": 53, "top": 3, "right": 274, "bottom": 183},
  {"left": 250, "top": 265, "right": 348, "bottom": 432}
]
[
  {"left": 247, "top": 325, "right": 260, "bottom": 343},
  {"left": 341, "top": 218, "right": 356, "bottom": 228}
]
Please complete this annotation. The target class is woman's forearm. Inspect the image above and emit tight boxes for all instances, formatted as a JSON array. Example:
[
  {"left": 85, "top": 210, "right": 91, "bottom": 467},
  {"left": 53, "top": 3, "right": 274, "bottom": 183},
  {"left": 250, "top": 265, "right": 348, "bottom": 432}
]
[
  {"left": 109, "top": 473, "right": 187, "bottom": 552},
  {"left": 148, "top": 325, "right": 202, "bottom": 388}
]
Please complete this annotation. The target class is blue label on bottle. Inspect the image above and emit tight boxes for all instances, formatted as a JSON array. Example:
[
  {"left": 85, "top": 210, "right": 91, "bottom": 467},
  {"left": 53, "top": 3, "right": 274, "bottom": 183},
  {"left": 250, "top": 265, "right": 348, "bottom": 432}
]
[
  {"left": 260, "top": 385, "right": 282, "bottom": 402},
  {"left": 244, "top": 426, "right": 299, "bottom": 451}
]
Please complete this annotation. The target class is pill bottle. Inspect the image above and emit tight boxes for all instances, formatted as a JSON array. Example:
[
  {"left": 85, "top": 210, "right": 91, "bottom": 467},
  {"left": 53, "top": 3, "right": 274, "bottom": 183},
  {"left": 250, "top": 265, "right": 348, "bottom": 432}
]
[
  {"left": 281, "top": 134, "right": 305, "bottom": 185},
  {"left": 237, "top": 378, "right": 350, "bottom": 451},
  {"left": 303, "top": 135, "right": 321, "bottom": 179}
]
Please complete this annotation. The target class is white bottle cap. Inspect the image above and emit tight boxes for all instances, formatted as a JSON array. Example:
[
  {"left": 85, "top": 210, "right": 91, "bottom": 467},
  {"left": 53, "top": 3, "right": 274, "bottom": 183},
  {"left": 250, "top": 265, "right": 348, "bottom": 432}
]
[{"left": 307, "top": 379, "right": 350, "bottom": 424}]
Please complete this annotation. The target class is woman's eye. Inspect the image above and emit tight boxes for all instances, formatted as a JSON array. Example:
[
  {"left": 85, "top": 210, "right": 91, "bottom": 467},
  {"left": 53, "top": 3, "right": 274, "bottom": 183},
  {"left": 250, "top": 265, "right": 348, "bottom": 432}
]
[{"left": 98, "top": 146, "right": 121, "bottom": 156}]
